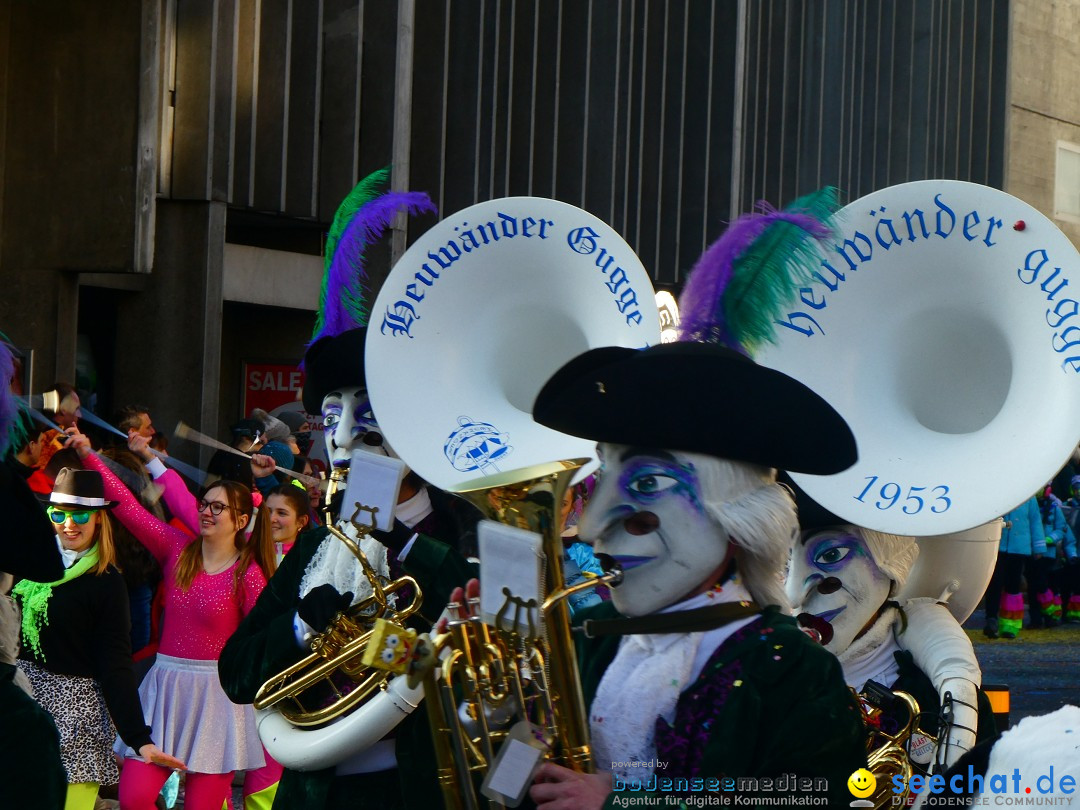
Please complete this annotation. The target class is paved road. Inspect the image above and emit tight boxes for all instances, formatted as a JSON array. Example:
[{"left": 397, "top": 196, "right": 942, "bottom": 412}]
[{"left": 963, "top": 608, "right": 1080, "bottom": 726}]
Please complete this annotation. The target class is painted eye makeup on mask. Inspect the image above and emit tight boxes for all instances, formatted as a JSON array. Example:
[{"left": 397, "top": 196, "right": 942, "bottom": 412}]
[
  {"left": 809, "top": 536, "right": 859, "bottom": 571},
  {"left": 322, "top": 405, "right": 342, "bottom": 428},
  {"left": 618, "top": 459, "right": 702, "bottom": 509},
  {"left": 352, "top": 399, "right": 377, "bottom": 433}
]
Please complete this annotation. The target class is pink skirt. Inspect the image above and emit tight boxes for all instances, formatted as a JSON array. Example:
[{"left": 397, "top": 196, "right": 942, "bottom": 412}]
[{"left": 115, "top": 654, "right": 264, "bottom": 773}]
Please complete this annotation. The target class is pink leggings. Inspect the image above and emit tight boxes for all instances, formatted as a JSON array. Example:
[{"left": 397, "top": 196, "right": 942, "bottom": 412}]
[{"left": 118, "top": 758, "right": 234, "bottom": 810}]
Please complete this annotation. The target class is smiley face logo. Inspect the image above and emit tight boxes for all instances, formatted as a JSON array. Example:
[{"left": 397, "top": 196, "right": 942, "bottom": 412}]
[{"left": 847, "top": 768, "right": 876, "bottom": 799}]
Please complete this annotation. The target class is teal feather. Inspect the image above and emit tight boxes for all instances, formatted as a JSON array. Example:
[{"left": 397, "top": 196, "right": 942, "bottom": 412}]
[
  {"left": 313, "top": 167, "right": 391, "bottom": 338},
  {"left": 723, "top": 187, "right": 839, "bottom": 352}
]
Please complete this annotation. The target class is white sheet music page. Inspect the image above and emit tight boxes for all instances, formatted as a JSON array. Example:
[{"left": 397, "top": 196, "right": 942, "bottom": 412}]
[
  {"left": 477, "top": 520, "right": 543, "bottom": 631},
  {"left": 342, "top": 449, "right": 406, "bottom": 531}
]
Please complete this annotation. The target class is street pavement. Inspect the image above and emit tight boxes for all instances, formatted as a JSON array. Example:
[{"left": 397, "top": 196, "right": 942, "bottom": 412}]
[{"left": 964, "top": 608, "right": 1080, "bottom": 727}]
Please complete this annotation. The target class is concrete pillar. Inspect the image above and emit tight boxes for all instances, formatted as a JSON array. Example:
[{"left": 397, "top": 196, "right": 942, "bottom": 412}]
[{"left": 112, "top": 199, "right": 226, "bottom": 468}]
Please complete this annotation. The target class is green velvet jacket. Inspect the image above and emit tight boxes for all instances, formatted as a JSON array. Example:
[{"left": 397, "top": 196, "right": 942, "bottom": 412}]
[
  {"left": 218, "top": 522, "right": 476, "bottom": 810},
  {"left": 572, "top": 603, "right": 868, "bottom": 809}
]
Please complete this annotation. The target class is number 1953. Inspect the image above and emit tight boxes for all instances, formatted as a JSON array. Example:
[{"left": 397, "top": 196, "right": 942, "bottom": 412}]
[{"left": 854, "top": 476, "right": 951, "bottom": 513}]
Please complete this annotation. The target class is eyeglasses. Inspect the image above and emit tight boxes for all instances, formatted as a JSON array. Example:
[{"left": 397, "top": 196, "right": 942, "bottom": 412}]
[
  {"left": 47, "top": 508, "right": 95, "bottom": 525},
  {"left": 198, "top": 500, "right": 230, "bottom": 516}
]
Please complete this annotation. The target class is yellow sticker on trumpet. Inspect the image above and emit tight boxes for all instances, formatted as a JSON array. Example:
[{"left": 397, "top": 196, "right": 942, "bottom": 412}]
[{"left": 361, "top": 618, "right": 419, "bottom": 674}]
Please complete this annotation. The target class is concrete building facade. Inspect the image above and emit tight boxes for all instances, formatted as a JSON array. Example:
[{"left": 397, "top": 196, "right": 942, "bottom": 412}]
[{"left": 0, "top": 0, "right": 1073, "bottom": 462}]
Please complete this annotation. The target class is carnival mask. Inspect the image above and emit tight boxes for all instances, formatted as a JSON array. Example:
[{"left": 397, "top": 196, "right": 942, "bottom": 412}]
[
  {"left": 578, "top": 443, "right": 730, "bottom": 616},
  {"left": 321, "top": 386, "right": 381, "bottom": 467},
  {"left": 785, "top": 529, "right": 892, "bottom": 653},
  {"left": 321, "top": 385, "right": 405, "bottom": 470}
]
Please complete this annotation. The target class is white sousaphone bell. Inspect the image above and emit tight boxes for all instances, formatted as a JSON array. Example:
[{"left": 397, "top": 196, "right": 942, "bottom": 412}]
[
  {"left": 758, "top": 179, "right": 1080, "bottom": 608},
  {"left": 261, "top": 198, "right": 659, "bottom": 772},
  {"left": 367, "top": 196, "right": 661, "bottom": 492}
]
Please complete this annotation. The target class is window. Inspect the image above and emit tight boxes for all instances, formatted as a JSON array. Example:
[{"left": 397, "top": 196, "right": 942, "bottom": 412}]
[{"left": 1054, "top": 141, "right": 1080, "bottom": 222}]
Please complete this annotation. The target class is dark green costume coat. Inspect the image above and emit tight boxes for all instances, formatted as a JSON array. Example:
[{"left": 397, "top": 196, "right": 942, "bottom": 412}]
[
  {"left": 219, "top": 520, "right": 476, "bottom": 810},
  {"left": 573, "top": 603, "right": 867, "bottom": 809}
]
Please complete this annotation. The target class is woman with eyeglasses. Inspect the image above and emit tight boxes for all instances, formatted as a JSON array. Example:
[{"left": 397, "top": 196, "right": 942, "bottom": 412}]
[
  {"left": 68, "top": 430, "right": 275, "bottom": 810},
  {"left": 13, "top": 467, "right": 185, "bottom": 810}
]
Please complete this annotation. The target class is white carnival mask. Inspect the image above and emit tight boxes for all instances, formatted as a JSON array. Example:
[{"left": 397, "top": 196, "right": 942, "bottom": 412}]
[
  {"left": 579, "top": 442, "right": 730, "bottom": 616},
  {"left": 785, "top": 528, "right": 892, "bottom": 653},
  {"left": 320, "top": 386, "right": 402, "bottom": 469}
]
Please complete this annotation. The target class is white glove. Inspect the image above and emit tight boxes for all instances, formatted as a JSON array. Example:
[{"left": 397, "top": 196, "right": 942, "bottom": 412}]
[{"left": 896, "top": 598, "right": 982, "bottom": 767}]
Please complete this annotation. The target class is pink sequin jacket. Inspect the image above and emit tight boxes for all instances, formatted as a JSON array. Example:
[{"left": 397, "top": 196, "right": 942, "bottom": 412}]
[{"left": 85, "top": 453, "right": 267, "bottom": 660}]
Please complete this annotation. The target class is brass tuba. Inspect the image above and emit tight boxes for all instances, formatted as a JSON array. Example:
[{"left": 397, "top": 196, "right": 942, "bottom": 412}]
[
  {"left": 253, "top": 465, "right": 427, "bottom": 771},
  {"left": 417, "top": 464, "right": 622, "bottom": 808},
  {"left": 365, "top": 196, "right": 661, "bottom": 807},
  {"left": 755, "top": 180, "right": 1080, "bottom": 538}
]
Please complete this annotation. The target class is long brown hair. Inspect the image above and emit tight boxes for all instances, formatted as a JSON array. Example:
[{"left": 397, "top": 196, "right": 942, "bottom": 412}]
[
  {"left": 174, "top": 481, "right": 276, "bottom": 593},
  {"left": 87, "top": 511, "right": 117, "bottom": 575}
]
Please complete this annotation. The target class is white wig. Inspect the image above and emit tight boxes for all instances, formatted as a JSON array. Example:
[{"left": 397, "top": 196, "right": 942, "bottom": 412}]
[
  {"left": 689, "top": 451, "right": 797, "bottom": 612},
  {"left": 858, "top": 527, "right": 919, "bottom": 595}
]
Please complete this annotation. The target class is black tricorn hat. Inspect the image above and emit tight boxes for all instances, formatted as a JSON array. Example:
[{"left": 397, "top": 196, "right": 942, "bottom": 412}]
[
  {"left": 48, "top": 467, "right": 117, "bottom": 510},
  {"left": 532, "top": 342, "right": 857, "bottom": 475},
  {"left": 301, "top": 327, "right": 367, "bottom": 414}
]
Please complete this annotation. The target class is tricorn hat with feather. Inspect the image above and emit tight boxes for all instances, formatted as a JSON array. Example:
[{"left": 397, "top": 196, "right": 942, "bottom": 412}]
[
  {"left": 533, "top": 188, "right": 858, "bottom": 475},
  {"left": 302, "top": 168, "right": 436, "bottom": 414}
]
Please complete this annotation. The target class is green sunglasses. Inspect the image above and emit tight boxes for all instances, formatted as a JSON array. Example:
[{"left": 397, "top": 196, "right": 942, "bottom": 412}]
[{"left": 47, "top": 507, "right": 97, "bottom": 525}]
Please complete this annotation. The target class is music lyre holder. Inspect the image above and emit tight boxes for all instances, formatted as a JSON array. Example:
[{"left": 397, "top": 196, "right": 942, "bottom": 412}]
[
  {"left": 348, "top": 502, "right": 380, "bottom": 537},
  {"left": 495, "top": 587, "right": 540, "bottom": 642}
]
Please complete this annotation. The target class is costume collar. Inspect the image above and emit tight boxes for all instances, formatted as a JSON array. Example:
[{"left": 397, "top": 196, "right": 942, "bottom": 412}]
[
  {"left": 55, "top": 535, "right": 93, "bottom": 569},
  {"left": 394, "top": 486, "right": 432, "bottom": 529},
  {"left": 836, "top": 605, "right": 901, "bottom": 691}
]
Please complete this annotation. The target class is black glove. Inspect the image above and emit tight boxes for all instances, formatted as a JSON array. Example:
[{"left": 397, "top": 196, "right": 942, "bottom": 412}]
[
  {"left": 297, "top": 584, "right": 354, "bottom": 633},
  {"left": 370, "top": 519, "right": 416, "bottom": 554}
]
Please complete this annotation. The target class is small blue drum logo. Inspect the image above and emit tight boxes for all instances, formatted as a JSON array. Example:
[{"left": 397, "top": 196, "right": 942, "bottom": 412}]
[{"left": 444, "top": 416, "right": 512, "bottom": 473}]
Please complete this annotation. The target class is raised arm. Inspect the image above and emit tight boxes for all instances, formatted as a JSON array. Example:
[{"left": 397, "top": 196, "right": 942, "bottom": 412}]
[
  {"left": 70, "top": 433, "right": 187, "bottom": 565},
  {"left": 128, "top": 434, "right": 201, "bottom": 535}
]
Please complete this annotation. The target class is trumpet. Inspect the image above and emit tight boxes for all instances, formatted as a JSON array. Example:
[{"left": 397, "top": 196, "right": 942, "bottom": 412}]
[{"left": 253, "top": 466, "right": 426, "bottom": 769}]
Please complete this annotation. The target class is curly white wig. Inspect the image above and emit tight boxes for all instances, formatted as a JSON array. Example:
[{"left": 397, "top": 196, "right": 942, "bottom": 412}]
[{"left": 689, "top": 452, "right": 797, "bottom": 612}]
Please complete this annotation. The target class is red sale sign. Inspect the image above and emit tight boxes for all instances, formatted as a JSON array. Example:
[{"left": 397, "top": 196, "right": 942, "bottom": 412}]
[{"left": 242, "top": 362, "right": 305, "bottom": 416}]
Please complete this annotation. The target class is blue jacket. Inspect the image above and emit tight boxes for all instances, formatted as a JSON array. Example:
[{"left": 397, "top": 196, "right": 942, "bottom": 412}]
[
  {"left": 1039, "top": 495, "right": 1078, "bottom": 560},
  {"left": 1000, "top": 497, "right": 1045, "bottom": 556}
]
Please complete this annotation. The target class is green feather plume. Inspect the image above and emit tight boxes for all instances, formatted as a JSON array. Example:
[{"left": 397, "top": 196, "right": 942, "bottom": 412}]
[
  {"left": 723, "top": 187, "right": 839, "bottom": 351},
  {"left": 313, "top": 167, "right": 390, "bottom": 338}
]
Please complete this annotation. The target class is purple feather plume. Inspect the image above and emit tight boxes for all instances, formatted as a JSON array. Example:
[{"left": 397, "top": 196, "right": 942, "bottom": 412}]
[
  {"left": 310, "top": 190, "right": 437, "bottom": 346},
  {"left": 678, "top": 204, "right": 834, "bottom": 349}
]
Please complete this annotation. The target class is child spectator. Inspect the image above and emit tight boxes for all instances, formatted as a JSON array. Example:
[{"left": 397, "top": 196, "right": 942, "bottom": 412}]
[
  {"left": 983, "top": 495, "right": 1042, "bottom": 639},
  {"left": 1030, "top": 486, "right": 1078, "bottom": 628}
]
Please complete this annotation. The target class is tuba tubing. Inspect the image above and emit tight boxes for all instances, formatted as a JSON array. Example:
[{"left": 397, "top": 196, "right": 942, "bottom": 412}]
[
  {"left": 253, "top": 466, "right": 425, "bottom": 767},
  {"left": 257, "top": 675, "right": 424, "bottom": 771}
]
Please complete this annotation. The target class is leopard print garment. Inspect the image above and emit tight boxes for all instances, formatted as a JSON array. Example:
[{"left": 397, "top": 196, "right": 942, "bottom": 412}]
[{"left": 18, "top": 659, "right": 120, "bottom": 785}]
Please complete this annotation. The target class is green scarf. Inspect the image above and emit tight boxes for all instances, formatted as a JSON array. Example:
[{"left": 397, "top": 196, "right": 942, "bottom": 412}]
[{"left": 12, "top": 544, "right": 100, "bottom": 662}]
